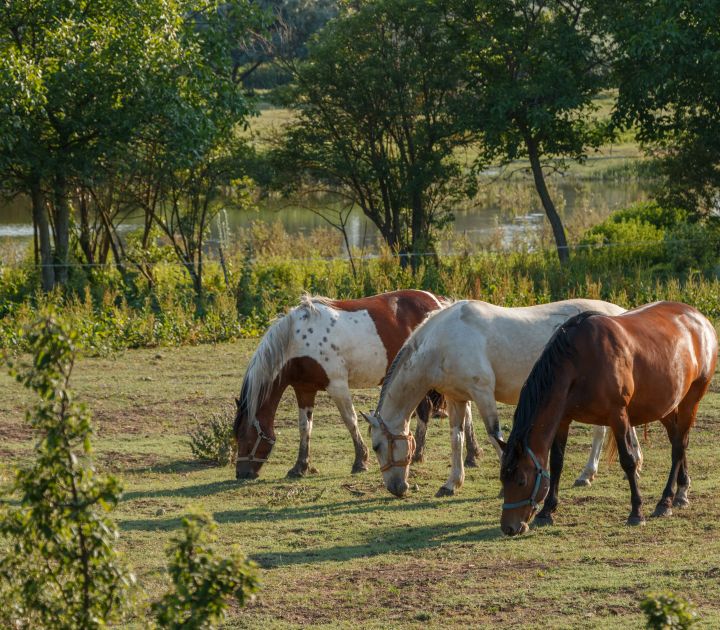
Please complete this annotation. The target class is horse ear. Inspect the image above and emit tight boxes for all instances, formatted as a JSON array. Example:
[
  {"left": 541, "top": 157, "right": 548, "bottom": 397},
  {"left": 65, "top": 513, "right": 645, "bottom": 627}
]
[{"left": 360, "top": 411, "right": 380, "bottom": 429}]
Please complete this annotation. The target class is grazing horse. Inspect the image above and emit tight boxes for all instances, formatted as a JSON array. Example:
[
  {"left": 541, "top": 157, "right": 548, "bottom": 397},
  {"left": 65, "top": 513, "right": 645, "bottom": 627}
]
[
  {"left": 500, "top": 301, "right": 717, "bottom": 536},
  {"left": 362, "top": 298, "right": 640, "bottom": 498},
  {"left": 234, "top": 290, "right": 481, "bottom": 479}
]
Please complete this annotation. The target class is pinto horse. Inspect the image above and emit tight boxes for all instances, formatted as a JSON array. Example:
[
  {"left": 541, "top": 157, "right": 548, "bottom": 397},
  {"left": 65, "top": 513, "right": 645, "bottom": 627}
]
[
  {"left": 233, "top": 290, "right": 481, "bottom": 479},
  {"left": 362, "top": 298, "right": 639, "bottom": 498},
  {"left": 500, "top": 301, "right": 718, "bottom": 536}
]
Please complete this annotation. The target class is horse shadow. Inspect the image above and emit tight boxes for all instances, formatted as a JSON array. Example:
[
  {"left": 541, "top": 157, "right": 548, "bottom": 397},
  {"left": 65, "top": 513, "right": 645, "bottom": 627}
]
[{"left": 248, "top": 519, "right": 500, "bottom": 568}]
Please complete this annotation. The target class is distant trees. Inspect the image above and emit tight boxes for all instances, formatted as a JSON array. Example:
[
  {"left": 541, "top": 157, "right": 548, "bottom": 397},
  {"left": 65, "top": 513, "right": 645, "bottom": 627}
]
[
  {"left": 275, "top": 0, "right": 474, "bottom": 268},
  {"left": 605, "top": 0, "right": 720, "bottom": 215},
  {"left": 451, "top": 0, "right": 613, "bottom": 264},
  {"left": 0, "top": 0, "right": 258, "bottom": 300}
]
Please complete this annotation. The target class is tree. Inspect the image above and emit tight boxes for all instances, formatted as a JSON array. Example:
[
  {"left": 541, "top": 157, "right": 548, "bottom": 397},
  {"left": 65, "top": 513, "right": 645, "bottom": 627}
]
[
  {"left": 605, "top": 0, "right": 720, "bottom": 215},
  {"left": 452, "top": 0, "right": 612, "bottom": 263},
  {"left": 275, "top": 0, "right": 475, "bottom": 269}
]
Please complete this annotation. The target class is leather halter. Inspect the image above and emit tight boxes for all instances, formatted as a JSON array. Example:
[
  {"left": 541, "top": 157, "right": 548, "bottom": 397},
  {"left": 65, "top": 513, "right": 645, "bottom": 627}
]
[
  {"left": 236, "top": 418, "right": 276, "bottom": 464},
  {"left": 376, "top": 418, "right": 416, "bottom": 472},
  {"left": 502, "top": 446, "right": 550, "bottom": 512}
]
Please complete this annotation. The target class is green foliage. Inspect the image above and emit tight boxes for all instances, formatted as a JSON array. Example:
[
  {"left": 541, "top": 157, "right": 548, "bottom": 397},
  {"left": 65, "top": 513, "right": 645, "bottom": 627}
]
[
  {"left": 607, "top": 0, "right": 720, "bottom": 214},
  {"left": 152, "top": 513, "right": 259, "bottom": 629},
  {"left": 0, "top": 316, "right": 133, "bottom": 629},
  {"left": 276, "top": 0, "right": 473, "bottom": 263},
  {"left": 189, "top": 407, "right": 236, "bottom": 466},
  {"left": 641, "top": 592, "right": 698, "bottom": 629}
]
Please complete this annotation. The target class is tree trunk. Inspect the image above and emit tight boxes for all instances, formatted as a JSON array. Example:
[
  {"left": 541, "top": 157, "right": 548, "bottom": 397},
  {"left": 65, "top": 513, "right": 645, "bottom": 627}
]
[
  {"left": 53, "top": 174, "right": 71, "bottom": 284},
  {"left": 525, "top": 135, "right": 569, "bottom": 264},
  {"left": 30, "top": 179, "right": 55, "bottom": 291}
]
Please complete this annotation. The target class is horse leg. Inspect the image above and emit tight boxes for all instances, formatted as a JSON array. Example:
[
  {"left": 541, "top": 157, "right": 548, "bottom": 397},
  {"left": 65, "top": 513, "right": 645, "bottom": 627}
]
[
  {"left": 671, "top": 382, "right": 707, "bottom": 509},
  {"left": 574, "top": 425, "right": 606, "bottom": 487},
  {"left": 469, "top": 387, "right": 503, "bottom": 461},
  {"left": 652, "top": 415, "right": 685, "bottom": 518},
  {"left": 435, "top": 400, "right": 467, "bottom": 497},
  {"left": 287, "top": 389, "right": 318, "bottom": 478},
  {"left": 535, "top": 422, "right": 570, "bottom": 527},
  {"left": 611, "top": 416, "right": 644, "bottom": 525},
  {"left": 413, "top": 395, "right": 431, "bottom": 464},
  {"left": 463, "top": 404, "right": 483, "bottom": 468},
  {"left": 327, "top": 383, "right": 369, "bottom": 474}
]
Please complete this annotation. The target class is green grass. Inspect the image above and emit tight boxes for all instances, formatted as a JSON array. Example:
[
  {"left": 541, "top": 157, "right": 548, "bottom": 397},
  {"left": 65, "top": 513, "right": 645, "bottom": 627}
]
[{"left": 2, "top": 340, "right": 720, "bottom": 628}]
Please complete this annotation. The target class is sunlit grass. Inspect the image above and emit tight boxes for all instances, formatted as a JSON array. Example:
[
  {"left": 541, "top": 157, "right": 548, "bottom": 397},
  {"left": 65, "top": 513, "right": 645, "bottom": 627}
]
[{"left": 2, "top": 341, "right": 719, "bottom": 627}]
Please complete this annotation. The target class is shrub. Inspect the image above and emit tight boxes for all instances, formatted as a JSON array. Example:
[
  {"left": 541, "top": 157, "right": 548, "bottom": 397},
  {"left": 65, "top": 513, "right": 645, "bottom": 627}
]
[
  {"left": 151, "top": 513, "right": 259, "bottom": 629},
  {"left": 0, "top": 315, "right": 133, "bottom": 629},
  {"left": 189, "top": 406, "right": 236, "bottom": 466},
  {"left": 641, "top": 592, "right": 697, "bottom": 629}
]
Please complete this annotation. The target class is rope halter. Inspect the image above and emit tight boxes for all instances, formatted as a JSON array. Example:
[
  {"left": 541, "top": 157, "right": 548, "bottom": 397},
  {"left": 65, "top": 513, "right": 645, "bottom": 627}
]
[
  {"left": 236, "top": 417, "right": 276, "bottom": 464},
  {"left": 502, "top": 445, "right": 550, "bottom": 512},
  {"left": 377, "top": 418, "right": 416, "bottom": 473}
]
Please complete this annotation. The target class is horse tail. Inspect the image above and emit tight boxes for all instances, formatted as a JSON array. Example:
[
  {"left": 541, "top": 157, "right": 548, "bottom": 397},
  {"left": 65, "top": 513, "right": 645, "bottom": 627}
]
[{"left": 603, "top": 430, "right": 618, "bottom": 466}]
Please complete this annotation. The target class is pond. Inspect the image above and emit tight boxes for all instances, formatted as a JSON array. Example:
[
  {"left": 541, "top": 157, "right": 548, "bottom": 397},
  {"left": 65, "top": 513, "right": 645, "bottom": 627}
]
[{"left": 0, "top": 176, "right": 653, "bottom": 252}]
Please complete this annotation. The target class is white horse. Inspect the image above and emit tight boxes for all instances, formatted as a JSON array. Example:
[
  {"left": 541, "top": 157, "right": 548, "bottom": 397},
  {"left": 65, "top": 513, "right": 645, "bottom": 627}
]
[{"left": 362, "top": 299, "right": 642, "bottom": 497}]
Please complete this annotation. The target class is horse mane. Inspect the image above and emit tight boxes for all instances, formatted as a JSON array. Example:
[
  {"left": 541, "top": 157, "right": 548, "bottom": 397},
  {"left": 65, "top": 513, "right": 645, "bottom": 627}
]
[
  {"left": 501, "top": 310, "right": 602, "bottom": 478},
  {"left": 376, "top": 301, "right": 453, "bottom": 414},
  {"left": 234, "top": 293, "right": 332, "bottom": 437}
]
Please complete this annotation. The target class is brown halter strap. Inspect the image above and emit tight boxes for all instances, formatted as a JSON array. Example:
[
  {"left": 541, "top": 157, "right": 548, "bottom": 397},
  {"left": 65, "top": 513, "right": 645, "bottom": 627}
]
[
  {"left": 377, "top": 418, "right": 416, "bottom": 472},
  {"left": 236, "top": 418, "right": 276, "bottom": 464}
]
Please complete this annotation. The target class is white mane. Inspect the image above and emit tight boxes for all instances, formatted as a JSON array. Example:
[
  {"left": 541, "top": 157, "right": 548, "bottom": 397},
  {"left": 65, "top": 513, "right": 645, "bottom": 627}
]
[{"left": 239, "top": 294, "right": 334, "bottom": 424}]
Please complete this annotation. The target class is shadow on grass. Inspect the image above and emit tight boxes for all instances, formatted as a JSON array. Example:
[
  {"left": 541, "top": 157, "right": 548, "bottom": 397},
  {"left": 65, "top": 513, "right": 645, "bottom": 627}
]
[
  {"left": 248, "top": 520, "right": 500, "bottom": 567},
  {"left": 122, "top": 478, "right": 239, "bottom": 501}
]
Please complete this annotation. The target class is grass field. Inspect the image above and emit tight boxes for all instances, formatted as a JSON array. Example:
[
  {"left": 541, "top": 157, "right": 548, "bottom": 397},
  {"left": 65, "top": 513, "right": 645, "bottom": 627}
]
[{"left": 2, "top": 339, "right": 720, "bottom": 628}]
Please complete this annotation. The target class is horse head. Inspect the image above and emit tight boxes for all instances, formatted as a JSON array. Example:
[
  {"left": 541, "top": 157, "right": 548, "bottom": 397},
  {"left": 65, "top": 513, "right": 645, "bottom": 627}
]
[
  {"left": 361, "top": 410, "right": 415, "bottom": 498},
  {"left": 234, "top": 391, "right": 276, "bottom": 480}
]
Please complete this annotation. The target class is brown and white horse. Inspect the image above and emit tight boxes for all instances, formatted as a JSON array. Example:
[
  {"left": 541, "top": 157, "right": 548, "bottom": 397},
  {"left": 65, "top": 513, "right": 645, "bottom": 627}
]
[
  {"left": 500, "top": 301, "right": 718, "bottom": 535},
  {"left": 233, "top": 290, "right": 481, "bottom": 479}
]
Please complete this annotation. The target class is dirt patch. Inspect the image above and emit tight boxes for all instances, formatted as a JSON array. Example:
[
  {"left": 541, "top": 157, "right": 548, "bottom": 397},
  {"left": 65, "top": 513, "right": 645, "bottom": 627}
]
[
  {"left": 99, "top": 450, "right": 161, "bottom": 472},
  {"left": 0, "top": 420, "right": 33, "bottom": 442}
]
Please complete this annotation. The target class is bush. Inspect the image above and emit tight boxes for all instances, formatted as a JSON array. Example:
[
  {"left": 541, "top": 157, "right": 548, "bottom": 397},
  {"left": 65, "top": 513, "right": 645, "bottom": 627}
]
[
  {"left": 151, "top": 513, "right": 259, "bottom": 629},
  {"left": 641, "top": 592, "right": 697, "bottom": 629},
  {"left": 189, "top": 406, "right": 236, "bottom": 466}
]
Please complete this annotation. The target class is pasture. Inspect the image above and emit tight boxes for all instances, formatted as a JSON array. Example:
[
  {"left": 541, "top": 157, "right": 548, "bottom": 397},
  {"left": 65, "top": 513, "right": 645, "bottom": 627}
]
[{"left": 2, "top": 340, "right": 720, "bottom": 628}]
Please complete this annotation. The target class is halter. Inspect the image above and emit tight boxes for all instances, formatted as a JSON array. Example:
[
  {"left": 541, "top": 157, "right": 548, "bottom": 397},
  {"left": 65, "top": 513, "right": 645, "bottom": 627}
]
[
  {"left": 236, "top": 418, "right": 276, "bottom": 464},
  {"left": 377, "top": 418, "right": 416, "bottom": 472},
  {"left": 502, "top": 446, "right": 550, "bottom": 512}
]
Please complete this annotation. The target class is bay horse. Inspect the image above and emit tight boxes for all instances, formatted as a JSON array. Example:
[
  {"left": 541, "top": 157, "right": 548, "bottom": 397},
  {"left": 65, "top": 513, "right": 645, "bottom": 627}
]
[
  {"left": 233, "top": 290, "right": 482, "bottom": 479},
  {"left": 362, "top": 298, "right": 640, "bottom": 498},
  {"left": 500, "top": 301, "right": 717, "bottom": 536}
]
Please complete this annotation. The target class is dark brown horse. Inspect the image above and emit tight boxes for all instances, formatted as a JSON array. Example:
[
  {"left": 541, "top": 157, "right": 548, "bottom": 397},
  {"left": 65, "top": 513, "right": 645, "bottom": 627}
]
[
  {"left": 500, "top": 301, "right": 718, "bottom": 535},
  {"left": 234, "top": 290, "right": 481, "bottom": 479}
]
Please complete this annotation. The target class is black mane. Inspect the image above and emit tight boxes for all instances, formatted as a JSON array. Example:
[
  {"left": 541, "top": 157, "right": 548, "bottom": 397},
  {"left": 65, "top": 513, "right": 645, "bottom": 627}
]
[{"left": 500, "top": 310, "right": 602, "bottom": 479}]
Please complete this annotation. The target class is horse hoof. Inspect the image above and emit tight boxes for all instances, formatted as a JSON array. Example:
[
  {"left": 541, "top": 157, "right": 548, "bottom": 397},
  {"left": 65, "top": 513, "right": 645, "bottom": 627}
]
[
  {"left": 673, "top": 497, "right": 690, "bottom": 509},
  {"left": 573, "top": 478, "right": 591, "bottom": 487},
  {"left": 464, "top": 458, "right": 479, "bottom": 469},
  {"left": 435, "top": 486, "right": 455, "bottom": 498},
  {"left": 351, "top": 463, "right": 368, "bottom": 474},
  {"left": 286, "top": 467, "right": 307, "bottom": 478},
  {"left": 651, "top": 505, "right": 673, "bottom": 518},
  {"left": 533, "top": 514, "right": 554, "bottom": 527},
  {"left": 412, "top": 454, "right": 425, "bottom": 465},
  {"left": 626, "top": 515, "right": 646, "bottom": 526}
]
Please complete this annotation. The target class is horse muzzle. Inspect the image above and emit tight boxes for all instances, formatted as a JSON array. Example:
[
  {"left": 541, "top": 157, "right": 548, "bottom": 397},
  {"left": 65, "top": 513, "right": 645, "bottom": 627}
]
[
  {"left": 501, "top": 521, "right": 529, "bottom": 537},
  {"left": 235, "top": 467, "right": 259, "bottom": 480}
]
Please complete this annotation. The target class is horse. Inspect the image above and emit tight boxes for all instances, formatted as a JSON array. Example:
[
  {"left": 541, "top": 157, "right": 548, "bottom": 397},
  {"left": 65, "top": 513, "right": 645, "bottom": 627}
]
[
  {"left": 499, "top": 301, "right": 717, "bottom": 536},
  {"left": 233, "top": 290, "right": 483, "bottom": 479},
  {"left": 361, "top": 298, "right": 641, "bottom": 498}
]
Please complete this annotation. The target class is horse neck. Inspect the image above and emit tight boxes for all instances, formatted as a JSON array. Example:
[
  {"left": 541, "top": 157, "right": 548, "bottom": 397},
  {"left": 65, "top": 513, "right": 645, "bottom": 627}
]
[
  {"left": 524, "top": 378, "right": 573, "bottom": 467},
  {"left": 255, "top": 377, "right": 288, "bottom": 435},
  {"left": 379, "top": 355, "right": 433, "bottom": 433}
]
